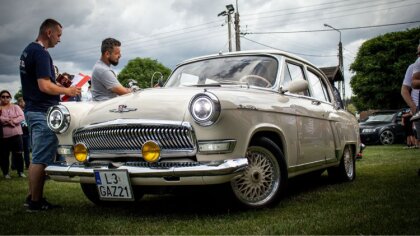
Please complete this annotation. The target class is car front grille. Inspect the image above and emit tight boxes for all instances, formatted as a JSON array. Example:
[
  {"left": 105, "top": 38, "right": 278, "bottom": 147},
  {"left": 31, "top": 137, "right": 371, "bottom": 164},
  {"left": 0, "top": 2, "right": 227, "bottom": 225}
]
[
  {"left": 72, "top": 121, "right": 196, "bottom": 157},
  {"left": 126, "top": 161, "right": 201, "bottom": 168}
]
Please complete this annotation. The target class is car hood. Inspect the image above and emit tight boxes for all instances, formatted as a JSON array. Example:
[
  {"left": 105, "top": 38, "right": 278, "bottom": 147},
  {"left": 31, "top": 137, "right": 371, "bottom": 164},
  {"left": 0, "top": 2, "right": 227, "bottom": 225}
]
[
  {"left": 82, "top": 88, "right": 193, "bottom": 125},
  {"left": 79, "top": 86, "right": 274, "bottom": 126},
  {"left": 359, "top": 121, "right": 391, "bottom": 128}
]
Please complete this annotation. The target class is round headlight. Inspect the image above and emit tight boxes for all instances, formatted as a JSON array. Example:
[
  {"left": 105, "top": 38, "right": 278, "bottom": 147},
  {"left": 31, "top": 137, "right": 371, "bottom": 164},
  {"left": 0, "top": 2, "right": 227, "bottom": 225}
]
[
  {"left": 47, "top": 105, "right": 70, "bottom": 133},
  {"left": 189, "top": 93, "right": 220, "bottom": 126}
]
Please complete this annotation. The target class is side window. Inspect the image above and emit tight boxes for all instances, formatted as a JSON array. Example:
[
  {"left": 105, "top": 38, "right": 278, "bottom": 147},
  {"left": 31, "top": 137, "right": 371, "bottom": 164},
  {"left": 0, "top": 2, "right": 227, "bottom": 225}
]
[
  {"left": 306, "top": 70, "right": 329, "bottom": 102},
  {"left": 284, "top": 62, "right": 309, "bottom": 96}
]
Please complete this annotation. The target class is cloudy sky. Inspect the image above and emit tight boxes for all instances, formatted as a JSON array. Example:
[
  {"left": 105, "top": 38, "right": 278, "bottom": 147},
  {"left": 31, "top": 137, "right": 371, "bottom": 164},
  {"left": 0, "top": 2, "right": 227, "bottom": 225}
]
[{"left": 0, "top": 0, "right": 419, "bottom": 100}]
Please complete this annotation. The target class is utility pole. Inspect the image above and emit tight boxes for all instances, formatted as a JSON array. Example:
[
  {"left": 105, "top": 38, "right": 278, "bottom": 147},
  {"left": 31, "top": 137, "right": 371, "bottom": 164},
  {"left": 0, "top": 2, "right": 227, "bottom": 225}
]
[
  {"left": 218, "top": 4, "right": 236, "bottom": 52},
  {"left": 338, "top": 40, "right": 344, "bottom": 102},
  {"left": 324, "top": 23, "right": 345, "bottom": 107},
  {"left": 234, "top": 0, "right": 241, "bottom": 51},
  {"left": 227, "top": 13, "right": 233, "bottom": 52}
]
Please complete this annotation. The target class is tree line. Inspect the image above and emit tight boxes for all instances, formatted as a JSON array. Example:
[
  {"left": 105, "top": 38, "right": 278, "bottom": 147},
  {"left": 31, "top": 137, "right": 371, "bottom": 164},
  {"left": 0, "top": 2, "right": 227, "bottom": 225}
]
[{"left": 350, "top": 27, "right": 420, "bottom": 111}]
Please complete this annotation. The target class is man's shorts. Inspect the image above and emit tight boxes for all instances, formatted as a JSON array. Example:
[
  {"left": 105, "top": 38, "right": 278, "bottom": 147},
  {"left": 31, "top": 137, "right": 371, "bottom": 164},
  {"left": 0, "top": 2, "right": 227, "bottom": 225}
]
[
  {"left": 415, "top": 121, "right": 420, "bottom": 140},
  {"left": 25, "top": 111, "right": 58, "bottom": 166},
  {"left": 416, "top": 106, "right": 420, "bottom": 140}
]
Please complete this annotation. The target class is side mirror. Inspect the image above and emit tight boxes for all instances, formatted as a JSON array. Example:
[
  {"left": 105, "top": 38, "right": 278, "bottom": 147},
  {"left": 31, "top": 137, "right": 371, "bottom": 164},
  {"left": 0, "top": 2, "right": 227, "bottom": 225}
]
[
  {"left": 151, "top": 72, "right": 163, "bottom": 88},
  {"left": 283, "top": 79, "right": 308, "bottom": 94},
  {"left": 157, "top": 78, "right": 164, "bottom": 87}
]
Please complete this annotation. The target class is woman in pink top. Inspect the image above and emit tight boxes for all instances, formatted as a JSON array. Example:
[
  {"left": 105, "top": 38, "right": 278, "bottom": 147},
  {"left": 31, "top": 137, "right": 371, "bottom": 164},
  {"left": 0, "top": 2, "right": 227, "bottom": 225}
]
[{"left": 0, "top": 90, "right": 25, "bottom": 178}]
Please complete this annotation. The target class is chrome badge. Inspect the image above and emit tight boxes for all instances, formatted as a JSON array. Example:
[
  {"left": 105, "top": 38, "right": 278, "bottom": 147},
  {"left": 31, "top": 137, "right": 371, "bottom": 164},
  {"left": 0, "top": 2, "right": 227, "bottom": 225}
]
[{"left": 109, "top": 105, "right": 137, "bottom": 113}]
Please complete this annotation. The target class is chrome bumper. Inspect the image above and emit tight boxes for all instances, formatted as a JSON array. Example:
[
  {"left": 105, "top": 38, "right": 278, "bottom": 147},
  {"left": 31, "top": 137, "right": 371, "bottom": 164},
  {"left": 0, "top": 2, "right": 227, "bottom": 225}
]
[{"left": 45, "top": 158, "right": 248, "bottom": 186}]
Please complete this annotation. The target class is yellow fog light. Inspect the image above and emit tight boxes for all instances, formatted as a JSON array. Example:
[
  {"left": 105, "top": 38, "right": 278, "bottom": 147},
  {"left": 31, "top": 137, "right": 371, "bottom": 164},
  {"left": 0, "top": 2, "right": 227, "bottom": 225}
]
[
  {"left": 74, "top": 143, "right": 88, "bottom": 162},
  {"left": 142, "top": 141, "right": 161, "bottom": 163}
]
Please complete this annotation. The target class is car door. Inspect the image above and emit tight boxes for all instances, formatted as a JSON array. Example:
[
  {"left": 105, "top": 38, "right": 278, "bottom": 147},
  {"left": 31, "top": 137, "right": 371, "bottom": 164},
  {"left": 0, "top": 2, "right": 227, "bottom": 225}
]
[
  {"left": 283, "top": 60, "right": 328, "bottom": 168},
  {"left": 305, "top": 68, "right": 336, "bottom": 163}
]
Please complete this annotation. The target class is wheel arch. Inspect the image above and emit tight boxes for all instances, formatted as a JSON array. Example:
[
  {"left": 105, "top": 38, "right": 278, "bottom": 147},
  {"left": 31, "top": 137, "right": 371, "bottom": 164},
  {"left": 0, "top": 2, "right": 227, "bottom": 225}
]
[
  {"left": 338, "top": 142, "right": 357, "bottom": 161},
  {"left": 248, "top": 130, "right": 289, "bottom": 175},
  {"left": 249, "top": 130, "right": 285, "bottom": 158}
]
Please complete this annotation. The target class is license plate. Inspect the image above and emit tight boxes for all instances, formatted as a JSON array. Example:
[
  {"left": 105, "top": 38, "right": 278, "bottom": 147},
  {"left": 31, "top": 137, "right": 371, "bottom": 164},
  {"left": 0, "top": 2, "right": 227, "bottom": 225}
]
[{"left": 94, "top": 170, "right": 134, "bottom": 201}]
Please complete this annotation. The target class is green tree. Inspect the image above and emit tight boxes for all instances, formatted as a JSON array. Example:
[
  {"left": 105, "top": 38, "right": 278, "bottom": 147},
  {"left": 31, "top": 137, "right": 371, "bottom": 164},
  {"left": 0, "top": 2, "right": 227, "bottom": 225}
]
[
  {"left": 14, "top": 88, "right": 23, "bottom": 101},
  {"left": 118, "top": 57, "right": 171, "bottom": 89},
  {"left": 350, "top": 27, "right": 420, "bottom": 111}
]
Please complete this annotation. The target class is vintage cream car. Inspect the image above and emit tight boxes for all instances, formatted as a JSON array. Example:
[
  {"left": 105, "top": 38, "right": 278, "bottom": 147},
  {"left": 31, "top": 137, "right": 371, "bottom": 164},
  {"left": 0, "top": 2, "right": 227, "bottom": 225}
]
[{"left": 45, "top": 50, "right": 360, "bottom": 209}]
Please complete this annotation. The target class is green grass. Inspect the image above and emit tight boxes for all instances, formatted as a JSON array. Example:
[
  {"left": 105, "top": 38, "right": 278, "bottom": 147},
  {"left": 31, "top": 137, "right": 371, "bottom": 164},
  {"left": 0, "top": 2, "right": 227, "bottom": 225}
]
[{"left": 1, "top": 145, "right": 419, "bottom": 235}]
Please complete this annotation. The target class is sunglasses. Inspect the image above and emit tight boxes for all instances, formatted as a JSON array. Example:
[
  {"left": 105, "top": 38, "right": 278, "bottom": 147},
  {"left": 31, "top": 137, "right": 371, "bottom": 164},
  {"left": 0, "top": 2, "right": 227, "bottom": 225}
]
[{"left": 1, "top": 96, "right": 11, "bottom": 99}]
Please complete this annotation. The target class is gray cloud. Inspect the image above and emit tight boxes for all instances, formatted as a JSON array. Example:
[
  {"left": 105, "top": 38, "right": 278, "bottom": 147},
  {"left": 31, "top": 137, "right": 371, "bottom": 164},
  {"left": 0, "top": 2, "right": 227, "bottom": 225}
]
[{"left": 0, "top": 0, "right": 419, "bottom": 99}]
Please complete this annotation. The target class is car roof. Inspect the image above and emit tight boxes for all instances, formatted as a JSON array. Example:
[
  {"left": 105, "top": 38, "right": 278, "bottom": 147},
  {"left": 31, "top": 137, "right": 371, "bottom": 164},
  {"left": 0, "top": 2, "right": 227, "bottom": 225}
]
[
  {"left": 175, "top": 50, "right": 330, "bottom": 80},
  {"left": 371, "top": 110, "right": 401, "bottom": 115},
  {"left": 177, "top": 50, "right": 312, "bottom": 67}
]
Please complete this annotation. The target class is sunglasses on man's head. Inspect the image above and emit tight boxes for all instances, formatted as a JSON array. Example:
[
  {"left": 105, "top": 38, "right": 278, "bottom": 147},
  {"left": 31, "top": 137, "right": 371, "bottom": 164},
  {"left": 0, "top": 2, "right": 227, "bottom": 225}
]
[{"left": 1, "top": 96, "right": 11, "bottom": 99}]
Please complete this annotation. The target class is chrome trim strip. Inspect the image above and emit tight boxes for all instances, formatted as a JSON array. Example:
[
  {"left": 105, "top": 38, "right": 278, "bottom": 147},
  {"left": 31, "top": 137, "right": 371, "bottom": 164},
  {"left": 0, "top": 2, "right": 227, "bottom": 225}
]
[
  {"left": 79, "top": 119, "right": 185, "bottom": 130},
  {"left": 45, "top": 158, "right": 248, "bottom": 185}
]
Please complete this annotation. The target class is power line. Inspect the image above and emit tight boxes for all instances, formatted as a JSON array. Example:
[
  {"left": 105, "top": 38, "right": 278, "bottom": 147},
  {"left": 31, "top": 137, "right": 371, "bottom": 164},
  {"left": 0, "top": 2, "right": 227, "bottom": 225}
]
[
  {"left": 241, "top": 36, "right": 336, "bottom": 58},
  {"left": 54, "top": 20, "right": 224, "bottom": 60},
  {"left": 243, "top": 20, "right": 420, "bottom": 35},
  {"left": 240, "top": 0, "right": 385, "bottom": 17},
  {"left": 55, "top": 1, "right": 416, "bottom": 61},
  {"left": 343, "top": 47, "right": 357, "bottom": 57},
  {"left": 242, "top": 0, "right": 397, "bottom": 20},
  {"left": 243, "top": 1, "right": 419, "bottom": 32}
]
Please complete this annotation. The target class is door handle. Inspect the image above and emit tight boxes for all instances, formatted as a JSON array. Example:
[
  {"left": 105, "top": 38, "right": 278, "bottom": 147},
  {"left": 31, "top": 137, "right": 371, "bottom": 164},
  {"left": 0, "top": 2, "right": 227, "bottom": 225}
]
[{"left": 311, "top": 100, "right": 321, "bottom": 105}]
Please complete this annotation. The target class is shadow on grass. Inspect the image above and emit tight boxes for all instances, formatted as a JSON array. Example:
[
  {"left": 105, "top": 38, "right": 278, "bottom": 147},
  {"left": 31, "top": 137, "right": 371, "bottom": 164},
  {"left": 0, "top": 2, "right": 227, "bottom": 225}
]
[
  {"left": 80, "top": 170, "right": 343, "bottom": 217},
  {"left": 82, "top": 185, "right": 242, "bottom": 217}
]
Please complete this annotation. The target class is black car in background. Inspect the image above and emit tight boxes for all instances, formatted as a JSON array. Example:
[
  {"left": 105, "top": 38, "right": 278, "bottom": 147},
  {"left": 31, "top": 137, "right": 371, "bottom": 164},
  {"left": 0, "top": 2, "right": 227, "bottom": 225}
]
[{"left": 359, "top": 110, "right": 405, "bottom": 145}]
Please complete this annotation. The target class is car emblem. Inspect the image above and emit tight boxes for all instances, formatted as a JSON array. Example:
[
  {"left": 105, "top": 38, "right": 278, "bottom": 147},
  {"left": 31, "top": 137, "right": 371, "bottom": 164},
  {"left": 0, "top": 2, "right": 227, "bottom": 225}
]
[{"left": 109, "top": 105, "right": 137, "bottom": 113}]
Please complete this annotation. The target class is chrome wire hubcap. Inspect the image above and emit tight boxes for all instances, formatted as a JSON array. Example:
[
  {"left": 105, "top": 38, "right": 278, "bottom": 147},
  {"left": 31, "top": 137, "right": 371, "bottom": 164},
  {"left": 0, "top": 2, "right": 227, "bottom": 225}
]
[
  {"left": 232, "top": 146, "right": 280, "bottom": 206},
  {"left": 343, "top": 148, "right": 354, "bottom": 178}
]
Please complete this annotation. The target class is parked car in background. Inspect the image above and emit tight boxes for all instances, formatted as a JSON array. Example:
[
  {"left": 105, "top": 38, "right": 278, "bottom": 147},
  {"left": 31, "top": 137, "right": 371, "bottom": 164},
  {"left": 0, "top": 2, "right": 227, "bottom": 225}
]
[
  {"left": 45, "top": 50, "right": 360, "bottom": 209},
  {"left": 359, "top": 110, "right": 405, "bottom": 145}
]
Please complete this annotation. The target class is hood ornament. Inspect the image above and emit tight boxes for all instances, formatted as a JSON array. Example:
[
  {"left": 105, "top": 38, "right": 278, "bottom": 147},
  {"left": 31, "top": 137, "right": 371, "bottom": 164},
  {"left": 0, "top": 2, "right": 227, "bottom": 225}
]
[{"left": 110, "top": 105, "right": 137, "bottom": 113}]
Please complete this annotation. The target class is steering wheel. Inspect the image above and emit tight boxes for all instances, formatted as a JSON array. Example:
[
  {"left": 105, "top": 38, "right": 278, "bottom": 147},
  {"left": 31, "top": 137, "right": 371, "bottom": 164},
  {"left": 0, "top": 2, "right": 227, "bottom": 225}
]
[{"left": 239, "top": 75, "right": 272, "bottom": 88}]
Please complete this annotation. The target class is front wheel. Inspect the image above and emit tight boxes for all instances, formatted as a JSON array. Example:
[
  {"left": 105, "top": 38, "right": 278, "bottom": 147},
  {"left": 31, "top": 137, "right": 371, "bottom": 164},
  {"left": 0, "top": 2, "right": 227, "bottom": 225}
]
[
  {"left": 230, "top": 137, "right": 287, "bottom": 208},
  {"left": 328, "top": 146, "right": 356, "bottom": 182},
  {"left": 379, "top": 130, "right": 394, "bottom": 145}
]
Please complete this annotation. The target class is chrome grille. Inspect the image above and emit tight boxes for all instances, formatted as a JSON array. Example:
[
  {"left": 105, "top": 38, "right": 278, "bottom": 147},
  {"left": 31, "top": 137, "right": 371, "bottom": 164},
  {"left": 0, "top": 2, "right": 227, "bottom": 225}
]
[
  {"left": 73, "top": 121, "right": 196, "bottom": 156},
  {"left": 126, "top": 161, "right": 201, "bottom": 168}
]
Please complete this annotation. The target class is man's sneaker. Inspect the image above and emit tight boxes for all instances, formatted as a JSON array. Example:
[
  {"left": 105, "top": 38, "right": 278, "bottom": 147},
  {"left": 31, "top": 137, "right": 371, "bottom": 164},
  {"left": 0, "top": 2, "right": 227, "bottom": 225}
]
[
  {"left": 4, "top": 174, "right": 11, "bottom": 179},
  {"left": 411, "top": 111, "right": 420, "bottom": 121},
  {"left": 18, "top": 173, "right": 26, "bottom": 177},
  {"left": 26, "top": 198, "right": 62, "bottom": 212},
  {"left": 23, "top": 195, "right": 31, "bottom": 207}
]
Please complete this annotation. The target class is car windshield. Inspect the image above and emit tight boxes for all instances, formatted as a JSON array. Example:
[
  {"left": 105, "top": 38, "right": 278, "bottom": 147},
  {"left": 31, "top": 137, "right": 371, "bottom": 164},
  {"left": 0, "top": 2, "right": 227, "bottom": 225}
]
[
  {"left": 365, "top": 113, "right": 394, "bottom": 122},
  {"left": 165, "top": 56, "right": 278, "bottom": 88}
]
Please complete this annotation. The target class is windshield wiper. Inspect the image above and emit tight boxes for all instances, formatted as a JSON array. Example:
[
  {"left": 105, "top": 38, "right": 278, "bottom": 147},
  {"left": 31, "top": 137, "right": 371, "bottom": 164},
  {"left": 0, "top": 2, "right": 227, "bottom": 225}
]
[
  {"left": 185, "top": 84, "right": 221, "bottom": 87},
  {"left": 183, "top": 80, "right": 249, "bottom": 87}
]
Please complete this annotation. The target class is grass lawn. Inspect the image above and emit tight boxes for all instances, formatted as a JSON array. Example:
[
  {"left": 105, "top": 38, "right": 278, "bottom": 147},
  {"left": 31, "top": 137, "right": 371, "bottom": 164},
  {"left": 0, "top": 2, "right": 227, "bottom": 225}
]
[{"left": 0, "top": 144, "right": 419, "bottom": 235}]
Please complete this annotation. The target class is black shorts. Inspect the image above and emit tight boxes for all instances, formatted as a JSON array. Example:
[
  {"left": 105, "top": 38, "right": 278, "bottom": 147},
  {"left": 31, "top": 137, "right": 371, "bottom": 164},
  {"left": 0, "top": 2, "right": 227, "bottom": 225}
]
[{"left": 404, "top": 123, "right": 414, "bottom": 136}]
